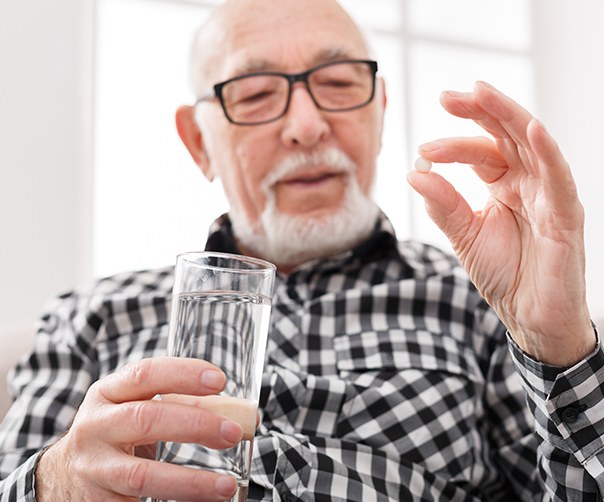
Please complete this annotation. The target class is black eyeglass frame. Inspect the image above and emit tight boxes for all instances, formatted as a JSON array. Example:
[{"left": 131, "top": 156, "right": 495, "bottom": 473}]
[{"left": 196, "top": 59, "right": 379, "bottom": 126}]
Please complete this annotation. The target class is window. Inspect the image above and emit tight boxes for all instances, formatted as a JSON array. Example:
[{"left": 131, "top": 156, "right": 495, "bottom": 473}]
[
  {"left": 93, "top": 0, "right": 533, "bottom": 276},
  {"left": 94, "top": 0, "right": 225, "bottom": 276},
  {"left": 402, "top": 0, "right": 533, "bottom": 248}
]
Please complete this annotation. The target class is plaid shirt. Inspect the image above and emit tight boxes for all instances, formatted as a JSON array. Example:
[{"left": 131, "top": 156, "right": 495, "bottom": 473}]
[{"left": 1, "top": 213, "right": 604, "bottom": 501}]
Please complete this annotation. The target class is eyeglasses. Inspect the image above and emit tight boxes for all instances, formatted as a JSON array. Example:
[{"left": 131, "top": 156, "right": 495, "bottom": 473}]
[{"left": 196, "top": 59, "right": 378, "bottom": 126}]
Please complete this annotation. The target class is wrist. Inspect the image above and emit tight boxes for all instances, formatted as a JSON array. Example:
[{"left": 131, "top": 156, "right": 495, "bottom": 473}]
[
  {"left": 34, "top": 439, "right": 70, "bottom": 502},
  {"left": 508, "top": 322, "right": 597, "bottom": 367}
]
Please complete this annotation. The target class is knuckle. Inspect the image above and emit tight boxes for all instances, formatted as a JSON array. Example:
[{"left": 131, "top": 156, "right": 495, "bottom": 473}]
[
  {"left": 121, "top": 461, "right": 150, "bottom": 494},
  {"left": 68, "top": 410, "right": 100, "bottom": 449},
  {"left": 68, "top": 423, "right": 90, "bottom": 452},
  {"left": 66, "top": 446, "right": 88, "bottom": 476},
  {"left": 89, "top": 374, "right": 118, "bottom": 404},
  {"left": 87, "top": 378, "right": 106, "bottom": 401},
  {"left": 188, "top": 410, "right": 210, "bottom": 440},
  {"left": 128, "top": 401, "right": 158, "bottom": 438},
  {"left": 477, "top": 151, "right": 490, "bottom": 168},
  {"left": 121, "top": 359, "right": 153, "bottom": 387}
]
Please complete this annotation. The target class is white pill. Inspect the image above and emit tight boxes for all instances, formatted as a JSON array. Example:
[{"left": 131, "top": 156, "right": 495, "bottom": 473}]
[{"left": 414, "top": 157, "right": 432, "bottom": 173}]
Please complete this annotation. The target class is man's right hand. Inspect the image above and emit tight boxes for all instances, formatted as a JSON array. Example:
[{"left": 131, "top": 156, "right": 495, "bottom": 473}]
[{"left": 35, "top": 357, "right": 243, "bottom": 501}]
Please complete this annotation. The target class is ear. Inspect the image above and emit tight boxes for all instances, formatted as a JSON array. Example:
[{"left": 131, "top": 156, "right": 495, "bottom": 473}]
[
  {"left": 175, "top": 105, "right": 214, "bottom": 181},
  {"left": 379, "top": 77, "right": 387, "bottom": 110},
  {"left": 375, "top": 77, "right": 388, "bottom": 150}
]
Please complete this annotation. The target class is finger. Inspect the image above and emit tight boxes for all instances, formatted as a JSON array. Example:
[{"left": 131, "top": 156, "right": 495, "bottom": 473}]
[
  {"left": 162, "top": 394, "right": 258, "bottom": 440},
  {"left": 473, "top": 81, "right": 536, "bottom": 151},
  {"left": 407, "top": 170, "right": 476, "bottom": 250},
  {"left": 101, "top": 453, "right": 238, "bottom": 501},
  {"left": 440, "top": 86, "right": 538, "bottom": 176},
  {"left": 527, "top": 118, "right": 582, "bottom": 212},
  {"left": 439, "top": 90, "right": 510, "bottom": 139},
  {"left": 102, "top": 399, "right": 243, "bottom": 448},
  {"left": 475, "top": 82, "right": 542, "bottom": 177},
  {"left": 496, "top": 137, "right": 536, "bottom": 177},
  {"left": 418, "top": 136, "right": 508, "bottom": 184},
  {"left": 97, "top": 357, "right": 226, "bottom": 404}
]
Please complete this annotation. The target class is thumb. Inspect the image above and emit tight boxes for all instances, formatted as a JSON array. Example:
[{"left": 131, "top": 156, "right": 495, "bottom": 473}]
[{"left": 407, "top": 170, "right": 475, "bottom": 247}]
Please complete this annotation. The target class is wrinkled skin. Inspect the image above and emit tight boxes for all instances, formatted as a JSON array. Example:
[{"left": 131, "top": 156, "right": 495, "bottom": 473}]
[{"left": 408, "top": 81, "right": 594, "bottom": 367}]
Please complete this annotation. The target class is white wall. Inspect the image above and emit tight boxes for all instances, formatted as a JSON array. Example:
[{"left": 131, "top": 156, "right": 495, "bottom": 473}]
[
  {"left": 532, "top": 0, "right": 604, "bottom": 321},
  {"left": 0, "top": 0, "right": 91, "bottom": 342},
  {"left": 1, "top": 0, "right": 603, "bottom": 346}
]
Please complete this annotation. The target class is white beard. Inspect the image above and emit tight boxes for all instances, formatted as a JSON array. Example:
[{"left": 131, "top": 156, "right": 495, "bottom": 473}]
[{"left": 229, "top": 148, "right": 380, "bottom": 269}]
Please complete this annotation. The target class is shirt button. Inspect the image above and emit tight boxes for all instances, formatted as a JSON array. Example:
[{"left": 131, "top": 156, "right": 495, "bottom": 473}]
[{"left": 561, "top": 406, "right": 580, "bottom": 424}]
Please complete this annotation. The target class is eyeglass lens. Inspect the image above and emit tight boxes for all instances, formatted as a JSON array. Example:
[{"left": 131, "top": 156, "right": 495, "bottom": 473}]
[{"left": 221, "top": 61, "right": 375, "bottom": 125}]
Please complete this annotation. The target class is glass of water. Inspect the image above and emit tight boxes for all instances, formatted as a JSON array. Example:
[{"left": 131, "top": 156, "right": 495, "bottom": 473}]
[{"left": 156, "top": 251, "right": 276, "bottom": 502}]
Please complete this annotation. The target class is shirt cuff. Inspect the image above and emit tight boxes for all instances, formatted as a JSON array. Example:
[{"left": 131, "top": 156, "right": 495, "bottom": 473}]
[
  {"left": 0, "top": 450, "right": 42, "bottom": 502},
  {"left": 507, "top": 326, "right": 604, "bottom": 466}
]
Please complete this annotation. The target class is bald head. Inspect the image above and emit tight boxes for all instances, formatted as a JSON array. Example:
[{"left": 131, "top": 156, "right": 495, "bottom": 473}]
[{"left": 188, "top": 0, "right": 371, "bottom": 96}]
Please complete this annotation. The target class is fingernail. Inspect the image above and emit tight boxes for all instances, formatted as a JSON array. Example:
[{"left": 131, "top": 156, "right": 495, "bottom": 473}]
[
  {"left": 475, "top": 80, "right": 495, "bottom": 90},
  {"left": 418, "top": 141, "right": 441, "bottom": 153},
  {"left": 201, "top": 370, "right": 225, "bottom": 391},
  {"left": 441, "top": 90, "right": 462, "bottom": 98},
  {"left": 220, "top": 420, "right": 243, "bottom": 443},
  {"left": 215, "top": 475, "right": 237, "bottom": 498}
]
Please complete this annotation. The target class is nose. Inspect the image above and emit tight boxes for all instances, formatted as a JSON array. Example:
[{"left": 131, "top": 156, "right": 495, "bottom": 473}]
[{"left": 280, "top": 83, "right": 330, "bottom": 148}]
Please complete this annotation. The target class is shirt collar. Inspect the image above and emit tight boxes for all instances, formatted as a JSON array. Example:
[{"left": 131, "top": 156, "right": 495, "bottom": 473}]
[{"left": 204, "top": 211, "right": 401, "bottom": 273}]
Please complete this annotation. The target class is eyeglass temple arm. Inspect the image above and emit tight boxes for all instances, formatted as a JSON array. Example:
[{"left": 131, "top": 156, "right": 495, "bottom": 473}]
[{"left": 196, "top": 89, "right": 216, "bottom": 104}]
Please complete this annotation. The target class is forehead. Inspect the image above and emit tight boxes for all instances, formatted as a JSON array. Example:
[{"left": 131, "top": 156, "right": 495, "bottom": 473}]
[{"left": 204, "top": 0, "right": 369, "bottom": 81}]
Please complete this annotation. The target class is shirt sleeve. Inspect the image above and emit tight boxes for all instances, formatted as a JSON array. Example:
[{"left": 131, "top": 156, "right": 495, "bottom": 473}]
[
  {"left": 481, "top": 337, "right": 542, "bottom": 498},
  {"left": 0, "top": 452, "right": 41, "bottom": 502},
  {"left": 0, "top": 291, "right": 97, "bottom": 499},
  {"left": 508, "top": 328, "right": 604, "bottom": 499}
]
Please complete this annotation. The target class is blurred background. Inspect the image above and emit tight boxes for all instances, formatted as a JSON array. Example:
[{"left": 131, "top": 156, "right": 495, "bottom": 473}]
[{"left": 1, "top": 0, "right": 603, "bottom": 362}]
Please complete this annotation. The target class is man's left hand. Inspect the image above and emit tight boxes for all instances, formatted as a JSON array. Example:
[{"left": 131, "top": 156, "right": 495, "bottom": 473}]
[{"left": 407, "top": 81, "right": 594, "bottom": 366}]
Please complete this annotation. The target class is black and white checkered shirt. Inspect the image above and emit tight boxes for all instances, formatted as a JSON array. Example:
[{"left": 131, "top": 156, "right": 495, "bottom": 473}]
[{"left": 1, "top": 213, "right": 604, "bottom": 501}]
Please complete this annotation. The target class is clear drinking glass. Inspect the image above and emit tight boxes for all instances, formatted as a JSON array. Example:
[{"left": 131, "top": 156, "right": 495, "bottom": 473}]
[{"left": 155, "top": 252, "right": 276, "bottom": 502}]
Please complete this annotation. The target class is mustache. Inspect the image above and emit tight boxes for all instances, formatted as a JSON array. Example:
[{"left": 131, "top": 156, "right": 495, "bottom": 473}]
[{"left": 261, "top": 148, "right": 357, "bottom": 193}]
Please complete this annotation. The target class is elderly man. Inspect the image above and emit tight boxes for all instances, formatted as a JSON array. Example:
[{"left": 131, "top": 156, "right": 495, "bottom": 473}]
[{"left": 1, "top": 0, "right": 602, "bottom": 500}]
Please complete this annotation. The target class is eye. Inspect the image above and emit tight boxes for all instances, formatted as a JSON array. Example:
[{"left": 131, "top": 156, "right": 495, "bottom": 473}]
[
  {"left": 316, "top": 78, "right": 355, "bottom": 88},
  {"left": 236, "top": 89, "right": 277, "bottom": 105},
  {"left": 225, "top": 75, "right": 284, "bottom": 107}
]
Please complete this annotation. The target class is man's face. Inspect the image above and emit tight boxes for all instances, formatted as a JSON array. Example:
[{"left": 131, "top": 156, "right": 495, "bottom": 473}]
[{"left": 191, "top": 0, "right": 386, "bottom": 265}]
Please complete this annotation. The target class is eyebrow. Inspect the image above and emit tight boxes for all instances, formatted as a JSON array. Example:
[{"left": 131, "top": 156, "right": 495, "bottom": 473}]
[
  {"left": 231, "top": 47, "right": 360, "bottom": 77},
  {"left": 314, "top": 47, "right": 359, "bottom": 63}
]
